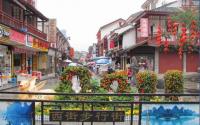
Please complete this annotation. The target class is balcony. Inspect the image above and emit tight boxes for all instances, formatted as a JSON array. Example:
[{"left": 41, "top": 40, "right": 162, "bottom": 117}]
[
  {"left": 137, "top": 33, "right": 178, "bottom": 46},
  {"left": 0, "top": 11, "right": 47, "bottom": 40}
]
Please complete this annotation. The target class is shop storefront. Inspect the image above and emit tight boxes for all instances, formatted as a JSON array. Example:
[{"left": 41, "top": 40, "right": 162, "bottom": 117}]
[
  {"left": 0, "top": 24, "right": 11, "bottom": 85},
  {"left": 32, "top": 36, "right": 49, "bottom": 77},
  {"left": 0, "top": 45, "right": 11, "bottom": 85}
]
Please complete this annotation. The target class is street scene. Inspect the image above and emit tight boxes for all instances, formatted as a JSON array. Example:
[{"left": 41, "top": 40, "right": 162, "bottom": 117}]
[{"left": 0, "top": 0, "right": 200, "bottom": 125}]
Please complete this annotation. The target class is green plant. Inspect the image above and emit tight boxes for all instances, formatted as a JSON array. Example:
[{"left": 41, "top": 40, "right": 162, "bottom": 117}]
[
  {"left": 100, "top": 73, "right": 130, "bottom": 93},
  {"left": 136, "top": 71, "right": 158, "bottom": 101},
  {"left": 164, "top": 70, "right": 184, "bottom": 101},
  {"left": 59, "top": 66, "right": 92, "bottom": 93}
]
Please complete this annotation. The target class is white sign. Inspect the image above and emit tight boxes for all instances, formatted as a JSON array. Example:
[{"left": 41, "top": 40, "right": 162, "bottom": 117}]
[{"left": 140, "top": 18, "right": 148, "bottom": 37}]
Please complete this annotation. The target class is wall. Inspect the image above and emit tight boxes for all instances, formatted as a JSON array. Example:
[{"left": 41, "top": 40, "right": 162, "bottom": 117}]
[
  {"left": 101, "top": 22, "right": 121, "bottom": 39},
  {"left": 159, "top": 52, "right": 183, "bottom": 73},
  {"left": 186, "top": 53, "right": 199, "bottom": 72},
  {"left": 122, "top": 29, "right": 136, "bottom": 49},
  {"left": 48, "top": 19, "right": 57, "bottom": 43}
]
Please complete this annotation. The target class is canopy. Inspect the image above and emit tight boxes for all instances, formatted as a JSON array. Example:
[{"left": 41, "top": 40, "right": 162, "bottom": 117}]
[
  {"left": 95, "top": 58, "right": 111, "bottom": 64},
  {"left": 64, "top": 59, "right": 72, "bottom": 63},
  {"left": 68, "top": 63, "right": 78, "bottom": 66}
]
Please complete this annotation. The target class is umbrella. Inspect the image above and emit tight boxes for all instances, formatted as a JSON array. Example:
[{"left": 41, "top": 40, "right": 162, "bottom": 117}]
[
  {"left": 95, "top": 59, "right": 111, "bottom": 64},
  {"left": 64, "top": 59, "right": 72, "bottom": 63},
  {"left": 68, "top": 63, "right": 77, "bottom": 66}
]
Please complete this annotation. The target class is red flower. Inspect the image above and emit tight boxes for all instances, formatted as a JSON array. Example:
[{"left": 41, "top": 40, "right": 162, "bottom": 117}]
[{"left": 140, "top": 88, "right": 145, "bottom": 93}]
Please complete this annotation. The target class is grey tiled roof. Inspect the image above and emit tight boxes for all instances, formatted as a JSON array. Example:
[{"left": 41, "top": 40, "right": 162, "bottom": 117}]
[
  {"left": 126, "top": 11, "right": 143, "bottom": 23},
  {"left": 152, "top": 6, "right": 181, "bottom": 13}
]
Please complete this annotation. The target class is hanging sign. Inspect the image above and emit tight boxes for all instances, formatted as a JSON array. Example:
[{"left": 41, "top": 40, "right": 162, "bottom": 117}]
[
  {"left": 50, "top": 110, "right": 125, "bottom": 122},
  {"left": 0, "top": 24, "right": 10, "bottom": 42},
  {"left": 140, "top": 18, "right": 148, "bottom": 37},
  {"left": 10, "top": 30, "right": 25, "bottom": 44},
  {"left": 26, "top": 35, "right": 33, "bottom": 47}
]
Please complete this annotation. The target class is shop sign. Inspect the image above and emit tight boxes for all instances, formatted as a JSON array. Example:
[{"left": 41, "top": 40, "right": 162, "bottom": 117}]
[
  {"left": 140, "top": 18, "right": 148, "bottom": 37},
  {"left": 26, "top": 35, "right": 33, "bottom": 47},
  {"left": 10, "top": 30, "right": 25, "bottom": 45},
  {"left": 50, "top": 110, "right": 125, "bottom": 122},
  {"left": 33, "top": 37, "right": 39, "bottom": 48},
  {"left": 33, "top": 37, "right": 49, "bottom": 52},
  {"left": 0, "top": 24, "right": 10, "bottom": 41}
]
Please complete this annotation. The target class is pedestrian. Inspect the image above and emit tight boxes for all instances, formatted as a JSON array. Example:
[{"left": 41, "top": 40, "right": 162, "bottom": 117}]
[{"left": 127, "top": 67, "right": 132, "bottom": 81}]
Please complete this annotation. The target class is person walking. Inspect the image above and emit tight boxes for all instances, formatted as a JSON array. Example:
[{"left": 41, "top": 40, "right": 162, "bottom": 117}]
[{"left": 127, "top": 67, "right": 132, "bottom": 81}]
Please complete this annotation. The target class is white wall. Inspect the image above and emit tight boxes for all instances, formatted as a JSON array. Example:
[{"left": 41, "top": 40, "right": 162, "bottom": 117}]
[
  {"left": 101, "top": 22, "right": 121, "bottom": 39},
  {"left": 122, "top": 29, "right": 136, "bottom": 49}
]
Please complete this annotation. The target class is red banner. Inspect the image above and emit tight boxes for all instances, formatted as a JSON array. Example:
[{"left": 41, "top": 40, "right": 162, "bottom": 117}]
[
  {"left": 10, "top": 30, "right": 25, "bottom": 44},
  {"left": 140, "top": 18, "right": 148, "bottom": 37}
]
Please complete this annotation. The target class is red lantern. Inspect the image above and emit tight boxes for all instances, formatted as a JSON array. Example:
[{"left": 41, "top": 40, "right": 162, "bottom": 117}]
[
  {"left": 167, "top": 17, "right": 173, "bottom": 33},
  {"left": 164, "top": 38, "right": 169, "bottom": 53},
  {"left": 172, "top": 23, "right": 178, "bottom": 35},
  {"left": 156, "top": 25, "right": 162, "bottom": 46}
]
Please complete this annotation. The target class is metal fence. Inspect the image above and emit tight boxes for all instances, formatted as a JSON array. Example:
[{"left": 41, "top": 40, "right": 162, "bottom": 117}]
[{"left": 0, "top": 92, "right": 199, "bottom": 125}]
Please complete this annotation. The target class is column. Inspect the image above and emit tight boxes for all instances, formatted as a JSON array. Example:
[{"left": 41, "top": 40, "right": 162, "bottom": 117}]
[
  {"left": 154, "top": 48, "right": 159, "bottom": 74},
  {"left": 183, "top": 52, "right": 186, "bottom": 73},
  {"left": 0, "top": 0, "right": 2, "bottom": 11}
]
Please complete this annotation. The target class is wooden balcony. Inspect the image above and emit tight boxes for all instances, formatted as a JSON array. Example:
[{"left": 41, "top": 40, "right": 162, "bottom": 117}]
[
  {"left": 137, "top": 33, "right": 179, "bottom": 46},
  {"left": 0, "top": 11, "right": 47, "bottom": 40}
]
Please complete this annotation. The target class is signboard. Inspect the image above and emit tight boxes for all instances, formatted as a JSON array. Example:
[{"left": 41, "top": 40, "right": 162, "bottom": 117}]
[
  {"left": 10, "top": 29, "right": 26, "bottom": 44},
  {"left": 50, "top": 110, "right": 125, "bottom": 122},
  {"left": 0, "top": 24, "right": 10, "bottom": 42},
  {"left": 141, "top": 104, "right": 200, "bottom": 125},
  {"left": 33, "top": 37, "right": 48, "bottom": 52},
  {"left": 140, "top": 18, "right": 148, "bottom": 37},
  {"left": 0, "top": 102, "right": 33, "bottom": 125},
  {"left": 26, "top": 35, "right": 33, "bottom": 47}
]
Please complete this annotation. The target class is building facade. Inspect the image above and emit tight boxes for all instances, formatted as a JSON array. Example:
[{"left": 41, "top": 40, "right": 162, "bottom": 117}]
[{"left": 0, "top": 0, "right": 49, "bottom": 85}]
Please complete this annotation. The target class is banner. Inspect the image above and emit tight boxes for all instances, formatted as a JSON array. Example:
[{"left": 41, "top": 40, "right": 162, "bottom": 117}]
[
  {"left": 141, "top": 104, "right": 200, "bottom": 125},
  {"left": 140, "top": 18, "right": 148, "bottom": 37},
  {"left": 10, "top": 30, "right": 26, "bottom": 44},
  {"left": 0, "top": 102, "right": 33, "bottom": 124}
]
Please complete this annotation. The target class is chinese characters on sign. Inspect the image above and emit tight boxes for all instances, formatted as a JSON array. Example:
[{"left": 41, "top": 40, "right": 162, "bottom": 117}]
[
  {"left": 140, "top": 18, "right": 148, "bottom": 37},
  {"left": 50, "top": 110, "right": 125, "bottom": 122}
]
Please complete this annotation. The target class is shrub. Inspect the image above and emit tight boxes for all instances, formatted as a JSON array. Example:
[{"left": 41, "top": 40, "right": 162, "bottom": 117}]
[
  {"left": 136, "top": 71, "right": 158, "bottom": 101},
  {"left": 164, "top": 70, "right": 184, "bottom": 101},
  {"left": 100, "top": 73, "right": 130, "bottom": 93},
  {"left": 136, "top": 71, "right": 157, "bottom": 93}
]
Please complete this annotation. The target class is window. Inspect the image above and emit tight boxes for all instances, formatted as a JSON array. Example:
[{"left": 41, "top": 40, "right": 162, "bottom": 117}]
[{"left": 3, "top": 0, "right": 11, "bottom": 15}]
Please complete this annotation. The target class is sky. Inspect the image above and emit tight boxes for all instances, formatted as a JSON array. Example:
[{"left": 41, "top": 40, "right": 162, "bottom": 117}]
[{"left": 37, "top": 0, "right": 146, "bottom": 52}]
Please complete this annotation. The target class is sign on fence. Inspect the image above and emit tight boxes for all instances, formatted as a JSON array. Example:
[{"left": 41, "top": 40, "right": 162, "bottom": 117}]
[
  {"left": 50, "top": 110, "right": 125, "bottom": 122},
  {"left": 141, "top": 104, "right": 200, "bottom": 125}
]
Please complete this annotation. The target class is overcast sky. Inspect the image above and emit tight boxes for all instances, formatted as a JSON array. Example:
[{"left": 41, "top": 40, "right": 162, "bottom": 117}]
[{"left": 37, "top": 0, "right": 145, "bottom": 52}]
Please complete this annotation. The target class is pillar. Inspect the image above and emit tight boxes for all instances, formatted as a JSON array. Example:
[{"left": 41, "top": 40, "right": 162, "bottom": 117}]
[
  {"left": 183, "top": 52, "right": 186, "bottom": 73},
  {"left": 155, "top": 48, "right": 159, "bottom": 74}
]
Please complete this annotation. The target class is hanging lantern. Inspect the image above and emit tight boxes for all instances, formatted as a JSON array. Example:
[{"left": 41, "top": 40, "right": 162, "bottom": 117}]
[
  {"left": 164, "top": 38, "right": 169, "bottom": 53},
  {"left": 167, "top": 17, "right": 173, "bottom": 33},
  {"left": 156, "top": 25, "right": 162, "bottom": 46}
]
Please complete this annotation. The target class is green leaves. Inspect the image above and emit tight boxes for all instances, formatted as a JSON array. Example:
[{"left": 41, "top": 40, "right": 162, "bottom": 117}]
[{"left": 164, "top": 70, "right": 184, "bottom": 101}]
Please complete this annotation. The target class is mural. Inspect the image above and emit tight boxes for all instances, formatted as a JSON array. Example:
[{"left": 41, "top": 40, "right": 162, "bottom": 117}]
[
  {"left": 141, "top": 104, "right": 200, "bottom": 125},
  {"left": 0, "top": 102, "right": 33, "bottom": 125},
  {"left": 0, "top": 73, "right": 55, "bottom": 125}
]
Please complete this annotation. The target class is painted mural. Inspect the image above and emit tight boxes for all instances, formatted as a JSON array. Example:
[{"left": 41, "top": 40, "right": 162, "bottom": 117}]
[
  {"left": 141, "top": 104, "right": 200, "bottom": 125},
  {"left": 0, "top": 74, "right": 55, "bottom": 124},
  {"left": 0, "top": 102, "right": 33, "bottom": 125}
]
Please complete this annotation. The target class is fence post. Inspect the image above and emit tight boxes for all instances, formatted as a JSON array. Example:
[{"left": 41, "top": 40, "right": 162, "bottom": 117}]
[
  {"left": 113, "top": 106, "right": 116, "bottom": 125},
  {"left": 138, "top": 103, "right": 142, "bottom": 125},
  {"left": 32, "top": 101, "right": 35, "bottom": 125},
  {"left": 91, "top": 103, "right": 94, "bottom": 125},
  {"left": 82, "top": 103, "right": 84, "bottom": 125},
  {"left": 41, "top": 102, "right": 44, "bottom": 125},
  {"left": 130, "top": 103, "right": 133, "bottom": 125}
]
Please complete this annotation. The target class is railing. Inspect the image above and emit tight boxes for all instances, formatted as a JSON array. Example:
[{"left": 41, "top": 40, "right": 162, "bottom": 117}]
[
  {"left": 0, "top": 92, "right": 199, "bottom": 125},
  {"left": 0, "top": 11, "right": 47, "bottom": 39}
]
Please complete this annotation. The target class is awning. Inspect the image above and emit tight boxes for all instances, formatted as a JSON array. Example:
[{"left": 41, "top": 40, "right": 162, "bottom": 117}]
[
  {"left": 124, "top": 40, "right": 148, "bottom": 52},
  {"left": 114, "top": 24, "right": 134, "bottom": 35}
]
